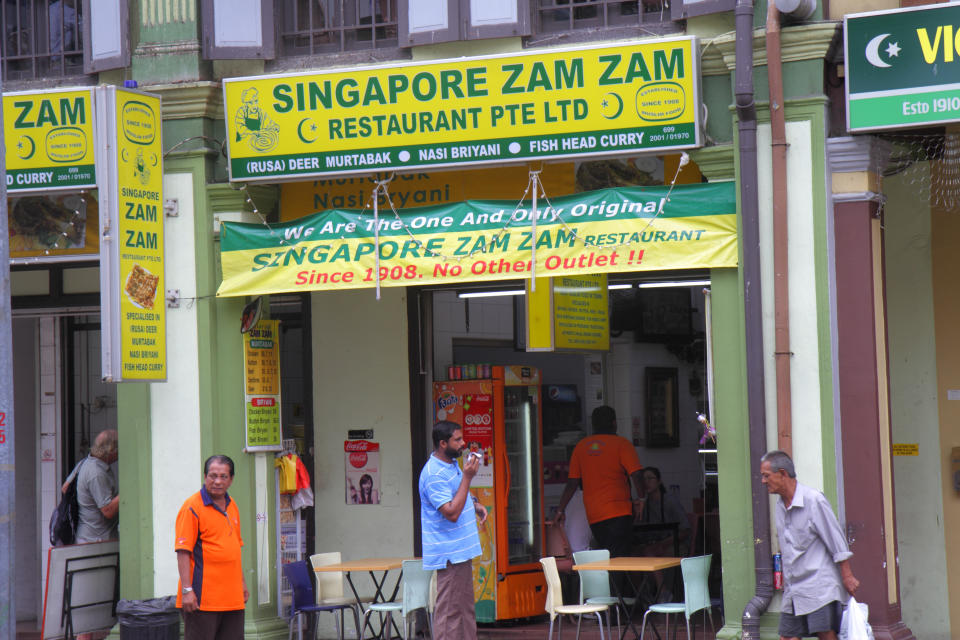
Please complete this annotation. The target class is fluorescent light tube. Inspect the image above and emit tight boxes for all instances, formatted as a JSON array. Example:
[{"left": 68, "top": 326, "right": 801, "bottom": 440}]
[
  {"left": 637, "top": 280, "right": 711, "bottom": 289},
  {"left": 457, "top": 290, "right": 526, "bottom": 299}
]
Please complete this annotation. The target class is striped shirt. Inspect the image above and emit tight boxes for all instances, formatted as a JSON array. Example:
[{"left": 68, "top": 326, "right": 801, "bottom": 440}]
[{"left": 419, "top": 454, "right": 482, "bottom": 571}]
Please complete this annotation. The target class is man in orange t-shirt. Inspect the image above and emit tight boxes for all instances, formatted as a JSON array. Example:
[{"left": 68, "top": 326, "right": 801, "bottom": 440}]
[
  {"left": 175, "top": 455, "right": 249, "bottom": 640},
  {"left": 557, "top": 406, "right": 643, "bottom": 558}
]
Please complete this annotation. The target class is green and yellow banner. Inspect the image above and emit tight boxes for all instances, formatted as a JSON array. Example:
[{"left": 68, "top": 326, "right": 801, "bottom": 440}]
[
  {"left": 3, "top": 88, "right": 96, "bottom": 192},
  {"left": 217, "top": 182, "right": 736, "bottom": 297},
  {"left": 223, "top": 37, "right": 701, "bottom": 180}
]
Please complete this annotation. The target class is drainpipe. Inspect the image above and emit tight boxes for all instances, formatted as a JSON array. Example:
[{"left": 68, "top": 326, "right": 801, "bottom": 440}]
[
  {"left": 735, "top": 0, "right": 774, "bottom": 637},
  {"left": 767, "top": 0, "right": 793, "bottom": 455}
]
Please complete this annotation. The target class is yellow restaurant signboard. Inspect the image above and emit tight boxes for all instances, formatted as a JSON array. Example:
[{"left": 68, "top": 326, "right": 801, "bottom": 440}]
[
  {"left": 2, "top": 87, "right": 97, "bottom": 192},
  {"left": 98, "top": 87, "right": 166, "bottom": 382},
  {"left": 223, "top": 37, "right": 701, "bottom": 181}
]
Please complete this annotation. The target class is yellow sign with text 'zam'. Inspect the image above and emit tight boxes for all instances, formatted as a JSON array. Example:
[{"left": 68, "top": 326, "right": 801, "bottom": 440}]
[
  {"left": 3, "top": 87, "right": 96, "bottom": 192},
  {"left": 99, "top": 86, "right": 166, "bottom": 382},
  {"left": 223, "top": 37, "right": 701, "bottom": 181}
]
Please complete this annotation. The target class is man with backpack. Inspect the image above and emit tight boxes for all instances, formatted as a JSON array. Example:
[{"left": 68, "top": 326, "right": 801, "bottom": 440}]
[{"left": 66, "top": 429, "right": 119, "bottom": 543}]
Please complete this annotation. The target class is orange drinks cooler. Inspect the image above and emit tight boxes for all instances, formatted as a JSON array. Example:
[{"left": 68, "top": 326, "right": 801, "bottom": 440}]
[{"left": 432, "top": 365, "right": 547, "bottom": 622}]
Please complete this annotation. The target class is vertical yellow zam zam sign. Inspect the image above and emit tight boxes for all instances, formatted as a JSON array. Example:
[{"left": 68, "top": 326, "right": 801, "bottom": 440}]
[
  {"left": 117, "top": 91, "right": 165, "bottom": 379},
  {"left": 223, "top": 37, "right": 701, "bottom": 181},
  {"left": 2, "top": 88, "right": 96, "bottom": 192},
  {"left": 99, "top": 86, "right": 166, "bottom": 382}
]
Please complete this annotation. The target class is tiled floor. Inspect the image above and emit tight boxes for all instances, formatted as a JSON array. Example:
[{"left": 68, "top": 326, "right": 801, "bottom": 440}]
[
  {"left": 477, "top": 612, "right": 721, "bottom": 639},
  {"left": 17, "top": 611, "right": 723, "bottom": 639}
]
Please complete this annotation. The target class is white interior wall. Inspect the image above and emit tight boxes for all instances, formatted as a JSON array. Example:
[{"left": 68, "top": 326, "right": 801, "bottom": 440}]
[
  {"left": 152, "top": 173, "right": 203, "bottom": 597},
  {"left": 38, "top": 317, "right": 60, "bottom": 623},
  {"left": 311, "top": 287, "right": 414, "bottom": 612},
  {"left": 432, "top": 289, "right": 709, "bottom": 518}
]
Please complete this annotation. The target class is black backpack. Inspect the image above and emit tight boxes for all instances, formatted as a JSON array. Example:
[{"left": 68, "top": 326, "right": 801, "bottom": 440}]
[{"left": 50, "top": 459, "right": 85, "bottom": 546}]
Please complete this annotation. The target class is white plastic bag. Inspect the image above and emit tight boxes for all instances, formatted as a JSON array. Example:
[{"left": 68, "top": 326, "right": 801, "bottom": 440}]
[{"left": 839, "top": 597, "right": 874, "bottom": 640}]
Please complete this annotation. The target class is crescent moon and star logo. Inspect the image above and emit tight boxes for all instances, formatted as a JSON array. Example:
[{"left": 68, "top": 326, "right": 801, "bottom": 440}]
[
  {"left": 16, "top": 135, "right": 35, "bottom": 160},
  {"left": 600, "top": 92, "right": 624, "bottom": 120},
  {"left": 297, "top": 118, "right": 319, "bottom": 144},
  {"left": 865, "top": 33, "right": 901, "bottom": 69}
]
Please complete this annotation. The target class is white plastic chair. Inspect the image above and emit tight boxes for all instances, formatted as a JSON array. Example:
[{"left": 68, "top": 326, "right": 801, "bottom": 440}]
[
  {"left": 309, "top": 552, "right": 371, "bottom": 638},
  {"left": 540, "top": 556, "right": 609, "bottom": 640}
]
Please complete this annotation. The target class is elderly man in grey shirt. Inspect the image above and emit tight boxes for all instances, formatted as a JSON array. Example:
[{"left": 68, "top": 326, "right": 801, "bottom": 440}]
[
  {"left": 65, "top": 429, "right": 120, "bottom": 543},
  {"left": 760, "top": 450, "right": 859, "bottom": 640}
]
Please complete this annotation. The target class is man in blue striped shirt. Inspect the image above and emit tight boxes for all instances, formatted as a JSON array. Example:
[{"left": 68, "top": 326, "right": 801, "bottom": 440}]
[{"left": 419, "top": 420, "right": 488, "bottom": 639}]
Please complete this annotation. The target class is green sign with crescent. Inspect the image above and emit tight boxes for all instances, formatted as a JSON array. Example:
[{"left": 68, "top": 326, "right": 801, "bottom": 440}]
[{"left": 846, "top": 4, "right": 960, "bottom": 131}]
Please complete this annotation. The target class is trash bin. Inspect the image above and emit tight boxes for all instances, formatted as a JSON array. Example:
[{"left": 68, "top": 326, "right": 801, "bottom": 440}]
[{"left": 116, "top": 596, "right": 180, "bottom": 640}]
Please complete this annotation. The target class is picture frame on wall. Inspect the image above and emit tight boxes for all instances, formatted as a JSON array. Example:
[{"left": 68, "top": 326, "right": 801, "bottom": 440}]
[
  {"left": 645, "top": 367, "right": 680, "bottom": 447},
  {"left": 635, "top": 289, "right": 692, "bottom": 343}
]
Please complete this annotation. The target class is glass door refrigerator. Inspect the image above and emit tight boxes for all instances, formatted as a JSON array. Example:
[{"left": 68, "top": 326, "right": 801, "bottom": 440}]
[{"left": 432, "top": 365, "right": 546, "bottom": 622}]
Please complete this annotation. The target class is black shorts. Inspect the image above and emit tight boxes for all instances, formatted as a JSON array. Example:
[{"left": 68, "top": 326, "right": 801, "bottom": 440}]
[
  {"left": 778, "top": 600, "right": 843, "bottom": 638},
  {"left": 183, "top": 609, "right": 244, "bottom": 640}
]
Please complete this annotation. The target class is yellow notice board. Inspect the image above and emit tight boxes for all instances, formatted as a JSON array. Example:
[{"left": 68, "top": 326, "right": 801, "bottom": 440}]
[
  {"left": 244, "top": 320, "right": 282, "bottom": 451},
  {"left": 526, "top": 274, "right": 610, "bottom": 352},
  {"left": 892, "top": 443, "right": 918, "bottom": 456},
  {"left": 3, "top": 87, "right": 96, "bottom": 192},
  {"left": 116, "top": 90, "right": 166, "bottom": 380},
  {"left": 224, "top": 37, "right": 701, "bottom": 181},
  {"left": 554, "top": 274, "right": 609, "bottom": 351}
]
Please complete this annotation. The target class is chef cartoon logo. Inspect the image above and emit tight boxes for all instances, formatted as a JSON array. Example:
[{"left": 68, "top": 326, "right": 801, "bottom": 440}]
[{"left": 234, "top": 87, "right": 279, "bottom": 153}]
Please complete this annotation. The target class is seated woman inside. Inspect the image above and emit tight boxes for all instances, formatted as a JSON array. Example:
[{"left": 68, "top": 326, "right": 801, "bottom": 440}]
[
  {"left": 635, "top": 467, "right": 691, "bottom": 556},
  {"left": 634, "top": 467, "right": 692, "bottom": 602}
]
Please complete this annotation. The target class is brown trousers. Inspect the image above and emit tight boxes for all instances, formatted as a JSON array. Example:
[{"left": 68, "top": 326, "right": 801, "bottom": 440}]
[{"left": 433, "top": 559, "right": 477, "bottom": 640}]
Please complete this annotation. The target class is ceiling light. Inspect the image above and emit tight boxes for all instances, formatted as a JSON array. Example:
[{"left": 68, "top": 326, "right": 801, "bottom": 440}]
[
  {"left": 637, "top": 280, "right": 711, "bottom": 289},
  {"left": 607, "top": 283, "right": 633, "bottom": 290},
  {"left": 458, "top": 289, "right": 526, "bottom": 299}
]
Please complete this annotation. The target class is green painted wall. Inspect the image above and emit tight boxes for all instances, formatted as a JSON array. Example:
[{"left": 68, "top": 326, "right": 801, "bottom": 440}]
[{"left": 117, "top": 385, "right": 154, "bottom": 599}]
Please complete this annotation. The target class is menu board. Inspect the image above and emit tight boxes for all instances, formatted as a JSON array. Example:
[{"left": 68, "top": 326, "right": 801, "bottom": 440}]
[{"left": 243, "top": 319, "right": 282, "bottom": 451}]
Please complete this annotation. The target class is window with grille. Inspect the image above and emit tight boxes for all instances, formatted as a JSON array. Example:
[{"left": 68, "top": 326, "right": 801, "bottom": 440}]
[
  {"left": 2, "top": 0, "right": 86, "bottom": 81},
  {"left": 535, "top": 0, "right": 670, "bottom": 33},
  {"left": 278, "top": 0, "right": 398, "bottom": 56}
]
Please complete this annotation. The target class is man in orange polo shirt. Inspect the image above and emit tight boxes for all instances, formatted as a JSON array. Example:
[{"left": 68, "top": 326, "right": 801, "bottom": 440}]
[
  {"left": 175, "top": 455, "right": 249, "bottom": 639},
  {"left": 557, "top": 406, "right": 644, "bottom": 559}
]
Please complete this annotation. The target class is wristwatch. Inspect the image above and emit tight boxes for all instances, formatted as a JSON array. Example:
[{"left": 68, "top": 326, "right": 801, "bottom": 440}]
[{"left": 182, "top": 586, "right": 194, "bottom": 594}]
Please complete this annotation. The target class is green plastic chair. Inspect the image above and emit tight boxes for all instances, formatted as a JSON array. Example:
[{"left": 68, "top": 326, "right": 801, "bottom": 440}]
[
  {"left": 540, "top": 556, "right": 610, "bottom": 640},
  {"left": 572, "top": 549, "right": 636, "bottom": 639},
  {"left": 639, "top": 554, "right": 715, "bottom": 640},
  {"left": 360, "top": 559, "right": 434, "bottom": 639}
]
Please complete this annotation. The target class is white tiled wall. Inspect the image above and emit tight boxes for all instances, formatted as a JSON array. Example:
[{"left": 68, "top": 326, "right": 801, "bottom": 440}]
[
  {"left": 39, "top": 317, "right": 60, "bottom": 623},
  {"left": 432, "top": 290, "right": 515, "bottom": 372}
]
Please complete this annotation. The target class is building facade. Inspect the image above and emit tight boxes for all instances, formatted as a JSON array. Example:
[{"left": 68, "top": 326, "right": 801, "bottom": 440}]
[{"left": 9, "top": 0, "right": 957, "bottom": 638}]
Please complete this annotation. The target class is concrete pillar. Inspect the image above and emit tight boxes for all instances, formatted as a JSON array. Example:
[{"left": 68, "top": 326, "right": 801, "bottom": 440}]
[{"left": 828, "top": 136, "right": 913, "bottom": 640}]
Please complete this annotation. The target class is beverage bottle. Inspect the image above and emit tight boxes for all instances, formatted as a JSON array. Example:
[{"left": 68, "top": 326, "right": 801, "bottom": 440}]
[{"left": 773, "top": 553, "right": 783, "bottom": 590}]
